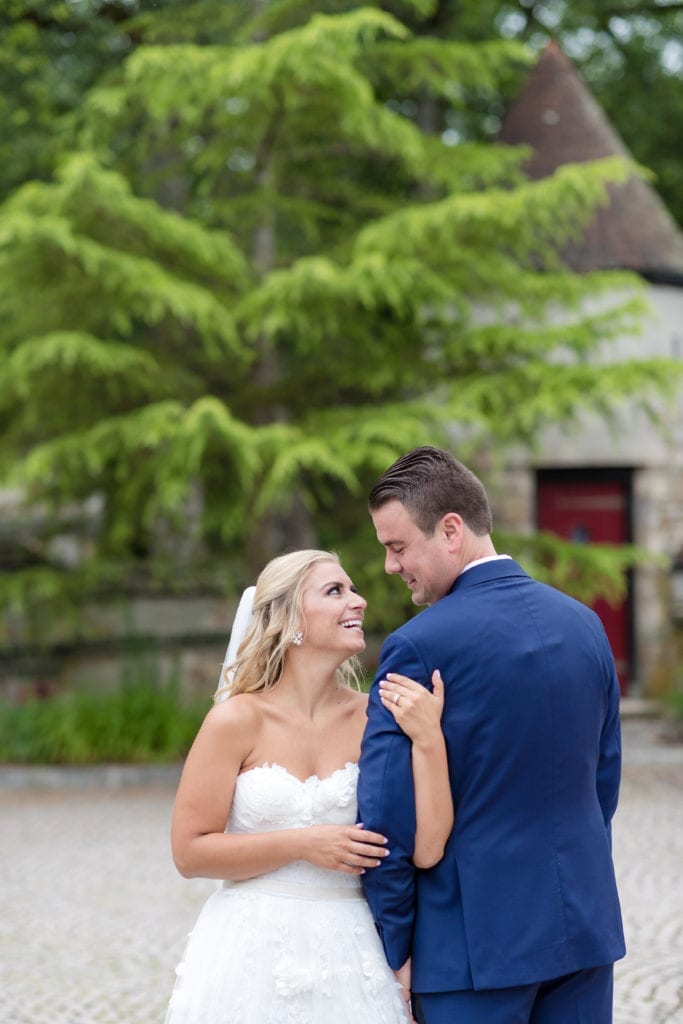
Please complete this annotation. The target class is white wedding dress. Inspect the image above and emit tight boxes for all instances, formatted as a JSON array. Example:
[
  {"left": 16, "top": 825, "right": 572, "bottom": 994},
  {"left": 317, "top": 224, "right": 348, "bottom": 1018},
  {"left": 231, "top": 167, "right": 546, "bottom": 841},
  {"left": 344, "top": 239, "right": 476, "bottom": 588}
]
[{"left": 164, "top": 761, "right": 408, "bottom": 1024}]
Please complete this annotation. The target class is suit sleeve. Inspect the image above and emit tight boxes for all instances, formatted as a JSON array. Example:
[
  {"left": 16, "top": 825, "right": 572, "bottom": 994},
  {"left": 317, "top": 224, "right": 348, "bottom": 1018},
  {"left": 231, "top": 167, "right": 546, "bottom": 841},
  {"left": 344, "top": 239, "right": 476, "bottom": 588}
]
[
  {"left": 357, "top": 631, "right": 430, "bottom": 969},
  {"left": 595, "top": 624, "right": 623, "bottom": 837}
]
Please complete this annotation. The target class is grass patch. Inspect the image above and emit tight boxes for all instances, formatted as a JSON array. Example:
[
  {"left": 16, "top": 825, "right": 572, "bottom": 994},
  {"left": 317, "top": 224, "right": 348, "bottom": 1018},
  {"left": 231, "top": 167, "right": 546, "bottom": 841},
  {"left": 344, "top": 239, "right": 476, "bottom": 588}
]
[{"left": 0, "top": 671, "right": 208, "bottom": 765}]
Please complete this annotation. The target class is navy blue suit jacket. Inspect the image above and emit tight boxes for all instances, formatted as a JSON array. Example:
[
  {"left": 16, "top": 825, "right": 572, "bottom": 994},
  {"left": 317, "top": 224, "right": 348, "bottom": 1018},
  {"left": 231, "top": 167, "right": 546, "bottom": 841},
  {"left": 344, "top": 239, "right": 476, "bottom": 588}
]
[{"left": 358, "top": 559, "right": 625, "bottom": 992}]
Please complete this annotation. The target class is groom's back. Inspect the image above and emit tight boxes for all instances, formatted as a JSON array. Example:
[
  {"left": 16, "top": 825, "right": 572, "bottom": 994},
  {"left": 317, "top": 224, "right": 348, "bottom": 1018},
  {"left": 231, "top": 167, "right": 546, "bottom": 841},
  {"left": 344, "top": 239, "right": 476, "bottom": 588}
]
[{"left": 400, "top": 561, "right": 625, "bottom": 992}]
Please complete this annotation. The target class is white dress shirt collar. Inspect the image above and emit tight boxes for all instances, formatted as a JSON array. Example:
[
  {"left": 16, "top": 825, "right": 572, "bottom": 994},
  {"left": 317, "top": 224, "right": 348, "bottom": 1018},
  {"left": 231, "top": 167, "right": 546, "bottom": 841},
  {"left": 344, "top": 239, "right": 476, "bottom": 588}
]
[{"left": 460, "top": 554, "right": 512, "bottom": 576}]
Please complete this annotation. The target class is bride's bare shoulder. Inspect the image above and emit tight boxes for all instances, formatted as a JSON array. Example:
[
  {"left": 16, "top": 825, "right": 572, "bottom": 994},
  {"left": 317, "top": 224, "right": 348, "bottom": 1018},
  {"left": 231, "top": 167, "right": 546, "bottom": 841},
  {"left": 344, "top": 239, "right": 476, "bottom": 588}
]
[{"left": 203, "top": 692, "right": 264, "bottom": 734}]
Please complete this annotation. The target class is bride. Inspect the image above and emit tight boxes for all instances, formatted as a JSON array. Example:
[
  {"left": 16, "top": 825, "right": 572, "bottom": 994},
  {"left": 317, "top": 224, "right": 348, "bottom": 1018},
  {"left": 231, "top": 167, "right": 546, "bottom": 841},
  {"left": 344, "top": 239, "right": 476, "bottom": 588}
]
[{"left": 164, "top": 549, "right": 453, "bottom": 1024}]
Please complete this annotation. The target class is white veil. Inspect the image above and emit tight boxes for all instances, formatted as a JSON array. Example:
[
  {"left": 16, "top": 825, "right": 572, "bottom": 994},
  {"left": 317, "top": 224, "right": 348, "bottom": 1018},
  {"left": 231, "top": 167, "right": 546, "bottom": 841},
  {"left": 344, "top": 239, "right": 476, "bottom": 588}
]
[{"left": 216, "top": 585, "right": 256, "bottom": 701}]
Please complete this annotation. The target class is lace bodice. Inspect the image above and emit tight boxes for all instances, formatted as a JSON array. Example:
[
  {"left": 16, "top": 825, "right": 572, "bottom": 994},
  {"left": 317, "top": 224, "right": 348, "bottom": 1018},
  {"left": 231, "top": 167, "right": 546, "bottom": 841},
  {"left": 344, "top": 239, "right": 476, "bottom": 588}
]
[{"left": 225, "top": 761, "right": 361, "bottom": 890}]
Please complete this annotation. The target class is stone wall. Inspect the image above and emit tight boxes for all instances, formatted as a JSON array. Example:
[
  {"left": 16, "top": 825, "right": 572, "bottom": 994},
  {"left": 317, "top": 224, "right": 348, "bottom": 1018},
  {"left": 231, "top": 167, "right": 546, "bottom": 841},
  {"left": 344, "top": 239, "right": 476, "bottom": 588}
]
[
  {"left": 491, "top": 282, "right": 683, "bottom": 695},
  {"left": 0, "top": 591, "right": 236, "bottom": 703}
]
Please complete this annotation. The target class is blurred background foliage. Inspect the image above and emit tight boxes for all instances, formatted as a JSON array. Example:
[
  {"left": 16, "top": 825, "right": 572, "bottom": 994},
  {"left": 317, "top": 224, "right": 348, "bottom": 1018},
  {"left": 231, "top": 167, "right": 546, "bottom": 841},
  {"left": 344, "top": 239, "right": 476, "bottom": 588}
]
[
  {"left": 1, "top": 0, "right": 682, "bottom": 647},
  {"left": 2, "top": 0, "right": 681, "bottom": 220},
  {"left": 0, "top": 656, "right": 206, "bottom": 763}
]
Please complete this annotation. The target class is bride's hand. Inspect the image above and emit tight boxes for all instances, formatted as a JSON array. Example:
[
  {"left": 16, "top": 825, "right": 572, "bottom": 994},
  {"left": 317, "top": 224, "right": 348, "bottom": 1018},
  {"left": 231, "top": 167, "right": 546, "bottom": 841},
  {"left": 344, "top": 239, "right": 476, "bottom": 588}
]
[
  {"left": 394, "top": 958, "right": 415, "bottom": 1023},
  {"left": 299, "top": 823, "right": 390, "bottom": 875},
  {"left": 379, "top": 669, "right": 444, "bottom": 747}
]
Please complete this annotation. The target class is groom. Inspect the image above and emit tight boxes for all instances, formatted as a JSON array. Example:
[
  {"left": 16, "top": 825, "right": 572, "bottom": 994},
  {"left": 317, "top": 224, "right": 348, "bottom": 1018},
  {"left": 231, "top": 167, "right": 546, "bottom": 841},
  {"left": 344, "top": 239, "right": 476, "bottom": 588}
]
[{"left": 357, "top": 446, "right": 625, "bottom": 1024}]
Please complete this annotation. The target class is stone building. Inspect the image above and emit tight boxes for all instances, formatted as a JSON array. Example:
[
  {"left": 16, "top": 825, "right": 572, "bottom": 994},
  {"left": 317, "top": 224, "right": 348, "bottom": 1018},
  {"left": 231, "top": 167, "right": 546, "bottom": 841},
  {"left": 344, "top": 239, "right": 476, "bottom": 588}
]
[{"left": 496, "top": 43, "right": 683, "bottom": 696}]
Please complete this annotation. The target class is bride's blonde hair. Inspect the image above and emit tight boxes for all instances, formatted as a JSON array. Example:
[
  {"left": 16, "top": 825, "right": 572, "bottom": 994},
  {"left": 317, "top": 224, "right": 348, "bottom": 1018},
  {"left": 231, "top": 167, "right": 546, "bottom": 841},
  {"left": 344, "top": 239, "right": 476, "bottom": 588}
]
[{"left": 214, "top": 550, "right": 362, "bottom": 701}]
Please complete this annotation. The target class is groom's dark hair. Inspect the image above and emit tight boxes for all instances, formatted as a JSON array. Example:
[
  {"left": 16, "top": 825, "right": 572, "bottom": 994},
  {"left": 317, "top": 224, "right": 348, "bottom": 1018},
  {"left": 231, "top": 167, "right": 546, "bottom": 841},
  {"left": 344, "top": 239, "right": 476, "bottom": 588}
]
[{"left": 368, "top": 445, "right": 493, "bottom": 537}]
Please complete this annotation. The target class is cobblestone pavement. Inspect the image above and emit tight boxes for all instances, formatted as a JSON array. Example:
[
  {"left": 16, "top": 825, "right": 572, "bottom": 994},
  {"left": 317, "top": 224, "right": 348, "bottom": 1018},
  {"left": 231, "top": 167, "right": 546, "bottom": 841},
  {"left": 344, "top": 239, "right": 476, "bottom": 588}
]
[
  {"left": 612, "top": 717, "right": 683, "bottom": 1024},
  {"left": 0, "top": 715, "right": 681, "bottom": 1024}
]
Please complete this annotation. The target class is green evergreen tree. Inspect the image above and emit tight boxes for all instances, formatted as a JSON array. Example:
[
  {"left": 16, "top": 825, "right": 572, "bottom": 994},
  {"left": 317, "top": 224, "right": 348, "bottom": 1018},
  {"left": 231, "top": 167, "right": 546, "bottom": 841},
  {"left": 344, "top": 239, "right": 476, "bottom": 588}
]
[
  {"left": 0, "top": 1, "right": 679, "bottom": 632},
  {"left": 0, "top": 0, "right": 168, "bottom": 201}
]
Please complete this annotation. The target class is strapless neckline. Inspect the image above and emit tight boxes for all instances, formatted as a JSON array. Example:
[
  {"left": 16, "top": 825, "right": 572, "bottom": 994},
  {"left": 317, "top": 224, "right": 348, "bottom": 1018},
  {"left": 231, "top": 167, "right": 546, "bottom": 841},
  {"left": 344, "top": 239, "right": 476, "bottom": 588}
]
[{"left": 238, "top": 760, "right": 358, "bottom": 786}]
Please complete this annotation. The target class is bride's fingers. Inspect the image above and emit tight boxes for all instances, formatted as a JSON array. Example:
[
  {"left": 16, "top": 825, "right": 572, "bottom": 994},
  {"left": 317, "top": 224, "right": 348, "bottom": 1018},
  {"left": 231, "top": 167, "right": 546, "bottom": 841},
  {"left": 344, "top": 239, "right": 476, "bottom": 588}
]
[
  {"left": 341, "top": 846, "right": 389, "bottom": 872},
  {"left": 381, "top": 670, "right": 444, "bottom": 697},
  {"left": 345, "top": 827, "right": 390, "bottom": 866},
  {"left": 353, "top": 825, "right": 389, "bottom": 846},
  {"left": 378, "top": 680, "right": 422, "bottom": 707},
  {"left": 382, "top": 672, "right": 424, "bottom": 691},
  {"left": 378, "top": 679, "right": 414, "bottom": 701},
  {"left": 349, "top": 841, "right": 389, "bottom": 861},
  {"left": 430, "top": 669, "right": 444, "bottom": 708},
  {"left": 379, "top": 686, "right": 399, "bottom": 706}
]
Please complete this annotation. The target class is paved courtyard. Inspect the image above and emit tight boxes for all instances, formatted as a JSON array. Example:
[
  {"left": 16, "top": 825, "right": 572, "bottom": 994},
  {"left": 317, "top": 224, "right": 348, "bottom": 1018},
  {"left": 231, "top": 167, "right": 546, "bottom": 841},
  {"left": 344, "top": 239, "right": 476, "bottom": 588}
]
[{"left": 0, "top": 715, "right": 681, "bottom": 1024}]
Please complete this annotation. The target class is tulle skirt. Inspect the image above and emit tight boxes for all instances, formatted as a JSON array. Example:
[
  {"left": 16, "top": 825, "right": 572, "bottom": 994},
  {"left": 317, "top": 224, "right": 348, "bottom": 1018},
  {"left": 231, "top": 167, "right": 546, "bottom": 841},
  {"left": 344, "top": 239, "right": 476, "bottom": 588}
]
[{"left": 164, "top": 878, "right": 409, "bottom": 1024}]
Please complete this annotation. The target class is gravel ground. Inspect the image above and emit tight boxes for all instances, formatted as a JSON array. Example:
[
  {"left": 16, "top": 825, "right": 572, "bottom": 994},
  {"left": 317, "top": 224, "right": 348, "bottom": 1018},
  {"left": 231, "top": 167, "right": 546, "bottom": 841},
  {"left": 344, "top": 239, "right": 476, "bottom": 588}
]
[{"left": 0, "top": 714, "right": 680, "bottom": 1024}]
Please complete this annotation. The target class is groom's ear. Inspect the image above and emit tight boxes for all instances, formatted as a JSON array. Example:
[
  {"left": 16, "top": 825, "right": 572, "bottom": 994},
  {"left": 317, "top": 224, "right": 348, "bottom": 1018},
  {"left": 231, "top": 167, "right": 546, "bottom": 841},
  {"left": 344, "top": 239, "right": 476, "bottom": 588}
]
[{"left": 441, "top": 512, "right": 464, "bottom": 551}]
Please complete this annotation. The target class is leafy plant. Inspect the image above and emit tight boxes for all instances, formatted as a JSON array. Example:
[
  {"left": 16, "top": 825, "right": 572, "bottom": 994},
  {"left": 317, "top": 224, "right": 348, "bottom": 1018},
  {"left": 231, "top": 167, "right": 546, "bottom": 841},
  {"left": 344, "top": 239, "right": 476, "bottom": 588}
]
[
  {"left": 662, "top": 687, "right": 683, "bottom": 743},
  {"left": 0, "top": 668, "right": 208, "bottom": 765}
]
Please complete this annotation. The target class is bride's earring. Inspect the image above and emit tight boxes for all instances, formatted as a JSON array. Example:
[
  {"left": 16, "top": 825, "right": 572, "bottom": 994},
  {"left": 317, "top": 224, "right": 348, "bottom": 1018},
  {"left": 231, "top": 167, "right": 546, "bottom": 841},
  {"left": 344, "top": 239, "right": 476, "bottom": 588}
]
[{"left": 292, "top": 631, "right": 304, "bottom": 646}]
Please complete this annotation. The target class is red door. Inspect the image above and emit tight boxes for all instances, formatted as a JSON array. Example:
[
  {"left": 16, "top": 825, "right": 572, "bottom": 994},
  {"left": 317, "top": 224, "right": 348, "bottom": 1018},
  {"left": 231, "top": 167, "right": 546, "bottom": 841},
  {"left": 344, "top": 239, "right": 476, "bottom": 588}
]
[{"left": 536, "top": 473, "right": 632, "bottom": 694}]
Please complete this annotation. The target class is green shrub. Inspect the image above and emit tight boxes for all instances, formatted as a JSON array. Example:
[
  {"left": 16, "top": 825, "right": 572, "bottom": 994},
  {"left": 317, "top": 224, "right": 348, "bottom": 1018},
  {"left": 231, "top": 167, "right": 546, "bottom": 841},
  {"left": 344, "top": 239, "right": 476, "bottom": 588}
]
[
  {"left": 662, "top": 689, "right": 683, "bottom": 740},
  {"left": 0, "top": 672, "right": 208, "bottom": 765}
]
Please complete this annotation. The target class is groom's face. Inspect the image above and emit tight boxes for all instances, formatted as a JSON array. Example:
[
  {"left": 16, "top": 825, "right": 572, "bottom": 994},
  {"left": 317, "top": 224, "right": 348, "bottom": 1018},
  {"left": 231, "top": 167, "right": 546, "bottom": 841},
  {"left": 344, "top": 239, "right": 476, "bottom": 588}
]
[{"left": 371, "top": 499, "right": 455, "bottom": 607}]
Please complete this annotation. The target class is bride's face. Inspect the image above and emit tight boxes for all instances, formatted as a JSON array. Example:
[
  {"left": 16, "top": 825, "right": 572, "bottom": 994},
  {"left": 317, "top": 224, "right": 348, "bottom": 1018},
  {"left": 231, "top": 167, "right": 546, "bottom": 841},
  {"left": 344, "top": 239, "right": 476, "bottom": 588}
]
[{"left": 298, "top": 561, "right": 367, "bottom": 658}]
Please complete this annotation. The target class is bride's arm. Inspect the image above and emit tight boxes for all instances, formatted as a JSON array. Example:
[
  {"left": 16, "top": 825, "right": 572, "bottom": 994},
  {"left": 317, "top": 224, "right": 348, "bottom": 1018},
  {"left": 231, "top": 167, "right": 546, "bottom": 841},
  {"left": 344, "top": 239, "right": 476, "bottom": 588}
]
[
  {"left": 171, "top": 699, "right": 389, "bottom": 881},
  {"left": 379, "top": 670, "right": 454, "bottom": 869}
]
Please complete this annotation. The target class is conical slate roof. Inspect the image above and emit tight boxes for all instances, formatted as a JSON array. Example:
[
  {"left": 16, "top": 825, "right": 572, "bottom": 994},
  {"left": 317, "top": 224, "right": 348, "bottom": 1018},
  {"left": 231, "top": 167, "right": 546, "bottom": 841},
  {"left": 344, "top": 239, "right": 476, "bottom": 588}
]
[{"left": 499, "top": 42, "right": 683, "bottom": 283}]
